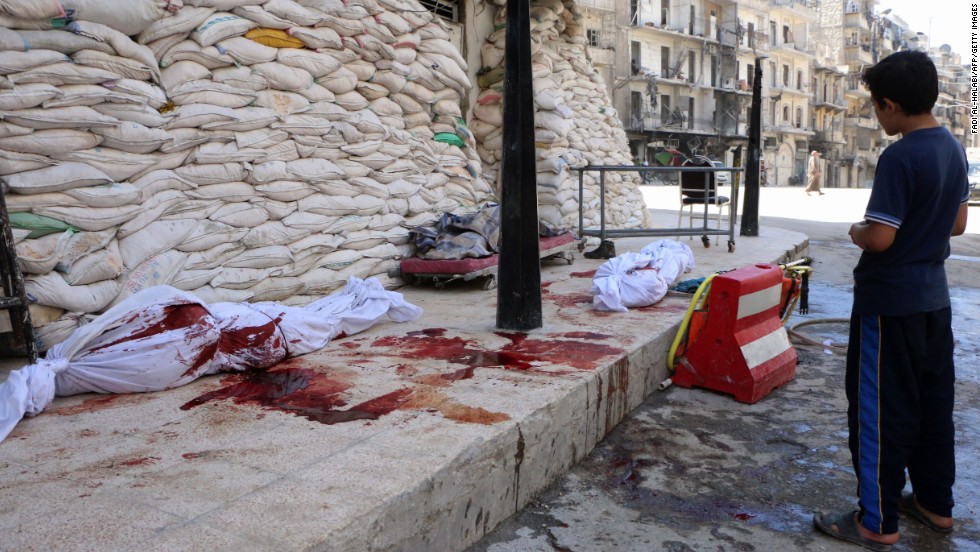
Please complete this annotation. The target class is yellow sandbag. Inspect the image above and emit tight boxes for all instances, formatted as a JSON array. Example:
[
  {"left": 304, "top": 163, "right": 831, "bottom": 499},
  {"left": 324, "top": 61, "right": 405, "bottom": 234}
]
[{"left": 245, "top": 28, "right": 305, "bottom": 49}]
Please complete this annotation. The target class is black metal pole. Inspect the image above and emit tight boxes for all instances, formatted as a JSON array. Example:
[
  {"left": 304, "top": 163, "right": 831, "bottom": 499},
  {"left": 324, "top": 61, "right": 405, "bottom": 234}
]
[
  {"left": 740, "top": 60, "right": 763, "bottom": 237},
  {"left": 496, "top": 0, "right": 542, "bottom": 331}
]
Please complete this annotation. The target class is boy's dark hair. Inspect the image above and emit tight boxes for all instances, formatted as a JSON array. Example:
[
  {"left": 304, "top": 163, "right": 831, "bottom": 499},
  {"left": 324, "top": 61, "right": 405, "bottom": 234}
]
[{"left": 860, "top": 50, "right": 938, "bottom": 115}]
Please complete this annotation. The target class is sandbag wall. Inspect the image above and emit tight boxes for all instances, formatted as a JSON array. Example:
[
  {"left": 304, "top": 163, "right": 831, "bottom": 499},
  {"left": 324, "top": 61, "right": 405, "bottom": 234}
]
[
  {"left": 0, "top": 0, "right": 496, "bottom": 330},
  {"left": 471, "top": 0, "right": 649, "bottom": 231}
]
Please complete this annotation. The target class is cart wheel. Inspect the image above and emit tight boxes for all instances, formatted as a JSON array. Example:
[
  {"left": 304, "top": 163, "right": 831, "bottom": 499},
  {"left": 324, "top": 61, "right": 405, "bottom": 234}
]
[
  {"left": 701, "top": 235, "right": 710, "bottom": 248},
  {"left": 727, "top": 240, "right": 736, "bottom": 253}
]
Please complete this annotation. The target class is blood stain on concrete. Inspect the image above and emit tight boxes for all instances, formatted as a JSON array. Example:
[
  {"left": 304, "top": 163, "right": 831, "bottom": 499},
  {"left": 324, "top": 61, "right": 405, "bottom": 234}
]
[
  {"left": 373, "top": 329, "right": 621, "bottom": 374},
  {"left": 570, "top": 270, "right": 597, "bottom": 278},
  {"left": 118, "top": 456, "right": 159, "bottom": 467},
  {"left": 53, "top": 394, "right": 147, "bottom": 416}
]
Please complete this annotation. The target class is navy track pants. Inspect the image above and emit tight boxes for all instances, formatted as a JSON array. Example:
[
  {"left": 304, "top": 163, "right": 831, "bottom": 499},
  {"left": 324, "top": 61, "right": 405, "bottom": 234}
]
[{"left": 845, "top": 307, "right": 956, "bottom": 535}]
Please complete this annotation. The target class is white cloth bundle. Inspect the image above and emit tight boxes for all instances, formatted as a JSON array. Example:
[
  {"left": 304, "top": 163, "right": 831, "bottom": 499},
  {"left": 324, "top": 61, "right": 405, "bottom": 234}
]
[
  {"left": 0, "top": 276, "right": 422, "bottom": 443},
  {"left": 591, "top": 240, "right": 694, "bottom": 312}
]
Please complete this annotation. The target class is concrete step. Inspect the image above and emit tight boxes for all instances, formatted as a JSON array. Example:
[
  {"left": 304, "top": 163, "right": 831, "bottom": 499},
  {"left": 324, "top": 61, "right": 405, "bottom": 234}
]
[{"left": 0, "top": 224, "right": 807, "bottom": 551}]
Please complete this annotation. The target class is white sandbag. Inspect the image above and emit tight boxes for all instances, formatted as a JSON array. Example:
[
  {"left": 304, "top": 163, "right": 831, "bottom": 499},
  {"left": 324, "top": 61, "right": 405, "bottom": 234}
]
[
  {"left": 0, "top": 122, "right": 31, "bottom": 138},
  {"left": 175, "top": 161, "right": 246, "bottom": 185},
  {"left": 91, "top": 122, "right": 171, "bottom": 154},
  {"left": 0, "top": 83, "right": 62, "bottom": 110},
  {"left": 176, "top": 219, "right": 248, "bottom": 251},
  {"left": 15, "top": 232, "right": 70, "bottom": 274},
  {"left": 54, "top": 148, "right": 160, "bottom": 182},
  {"left": 263, "top": 0, "right": 322, "bottom": 25},
  {"left": 186, "top": 181, "right": 255, "bottom": 202},
  {"left": 25, "top": 271, "right": 122, "bottom": 312},
  {"left": 215, "top": 36, "right": 277, "bottom": 64},
  {"left": 0, "top": 150, "right": 58, "bottom": 176},
  {"left": 288, "top": 26, "right": 342, "bottom": 50},
  {"left": 211, "top": 65, "right": 270, "bottom": 91},
  {"left": 161, "top": 59, "right": 212, "bottom": 91},
  {"left": 71, "top": 49, "right": 155, "bottom": 81},
  {"left": 64, "top": 182, "right": 141, "bottom": 208},
  {"left": 235, "top": 128, "right": 287, "bottom": 149},
  {"left": 14, "top": 29, "right": 113, "bottom": 55},
  {"left": 298, "top": 194, "right": 385, "bottom": 216},
  {"left": 60, "top": 0, "right": 177, "bottom": 36},
  {"left": 241, "top": 220, "right": 309, "bottom": 247},
  {"left": 251, "top": 61, "right": 314, "bottom": 92},
  {"left": 111, "top": 249, "right": 187, "bottom": 306},
  {"left": 271, "top": 114, "right": 333, "bottom": 136},
  {"left": 252, "top": 89, "right": 310, "bottom": 116},
  {"left": 2, "top": 106, "right": 118, "bottom": 130},
  {"left": 210, "top": 267, "right": 274, "bottom": 289},
  {"left": 118, "top": 219, "right": 198, "bottom": 270},
  {"left": 55, "top": 228, "right": 116, "bottom": 273},
  {"left": 277, "top": 49, "right": 342, "bottom": 78},
  {"left": 202, "top": 106, "right": 279, "bottom": 131},
  {"left": 192, "top": 12, "right": 257, "bottom": 46},
  {"left": 245, "top": 276, "right": 303, "bottom": 302},
  {"left": 65, "top": 21, "right": 160, "bottom": 80},
  {"left": 209, "top": 203, "right": 270, "bottom": 227},
  {"left": 296, "top": 83, "right": 335, "bottom": 102},
  {"left": 169, "top": 268, "right": 219, "bottom": 290},
  {"left": 161, "top": 40, "right": 236, "bottom": 69},
  {"left": 231, "top": 5, "right": 292, "bottom": 28},
  {"left": 286, "top": 158, "right": 346, "bottom": 181},
  {"left": 0, "top": 50, "right": 68, "bottom": 75},
  {"left": 164, "top": 103, "right": 238, "bottom": 129},
  {"left": 92, "top": 103, "right": 173, "bottom": 127},
  {"left": 0, "top": 0, "right": 65, "bottom": 19},
  {"left": 168, "top": 80, "right": 256, "bottom": 107},
  {"left": 254, "top": 180, "right": 314, "bottom": 201},
  {"left": 139, "top": 6, "right": 216, "bottom": 44},
  {"left": 39, "top": 84, "right": 136, "bottom": 109},
  {"left": 225, "top": 244, "right": 292, "bottom": 268},
  {"left": 62, "top": 239, "right": 124, "bottom": 285},
  {"left": 316, "top": 65, "right": 358, "bottom": 94},
  {"left": 1, "top": 162, "right": 113, "bottom": 194},
  {"left": 34, "top": 204, "right": 143, "bottom": 232}
]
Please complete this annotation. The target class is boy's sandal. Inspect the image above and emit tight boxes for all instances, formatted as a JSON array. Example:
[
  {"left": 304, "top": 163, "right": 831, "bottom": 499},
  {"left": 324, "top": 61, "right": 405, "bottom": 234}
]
[
  {"left": 813, "top": 510, "right": 894, "bottom": 552},
  {"left": 899, "top": 492, "right": 954, "bottom": 534}
]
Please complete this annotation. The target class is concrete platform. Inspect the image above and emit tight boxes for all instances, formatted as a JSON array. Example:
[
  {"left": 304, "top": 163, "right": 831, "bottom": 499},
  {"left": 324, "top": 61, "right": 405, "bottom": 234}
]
[{"left": 0, "top": 220, "right": 808, "bottom": 551}]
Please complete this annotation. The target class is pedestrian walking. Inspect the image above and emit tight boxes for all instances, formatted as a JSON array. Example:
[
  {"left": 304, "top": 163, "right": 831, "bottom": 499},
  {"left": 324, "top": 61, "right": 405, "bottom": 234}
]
[
  {"left": 805, "top": 150, "right": 824, "bottom": 195},
  {"left": 813, "top": 50, "right": 970, "bottom": 551}
]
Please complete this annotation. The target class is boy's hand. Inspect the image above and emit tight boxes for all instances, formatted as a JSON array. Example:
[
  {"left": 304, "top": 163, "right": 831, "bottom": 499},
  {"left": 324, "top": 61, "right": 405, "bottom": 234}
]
[{"left": 849, "top": 220, "right": 897, "bottom": 252}]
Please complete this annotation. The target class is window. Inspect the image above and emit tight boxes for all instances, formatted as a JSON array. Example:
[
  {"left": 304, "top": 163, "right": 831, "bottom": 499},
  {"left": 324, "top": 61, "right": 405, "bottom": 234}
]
[
  {"left": 747, "top": 64, "right": 754, "bottom": 87},
  {"left": 661, "top": 46, "right": 671, "bottom": 77},
  {"left": 689, "top": 5, "right": 695, "bottom": 35},
  {"left": 419, "top": 0, "right": 459, "bottom": 21},
  {"left": 797, "top": 70, "right": 803, "bottom": 90},
  {"left": 688, "top": 97, "right": 695, "bottom": 129},
  {"left": 631, "top": 91, "right": 643, "bottom": 126},
  {"left": 783, "top": 65, "right": 790, "bottom": 87},
  {"left": 688, "top": 53, "right": 695, "bottom": 83},
  {"left": 770, "top": 21, "right": 777, "bottom": 45},
  {"left": 795, "top": 107, "right": 803, "bottom": 128},
  {"left": 747, "top": 22, "right": 755, "bottom": 48},
  {"left": 711, "top": 55, "right": 718, "bottom": 87},
  {"left": 587, "top": 29, "right": 601, "bottom": 47},
  {"left": 783, "top": 105, "right": 790, "bottom": 122},
  {"left": 661, "top": 0, "right": 668, "bottom": 25}
]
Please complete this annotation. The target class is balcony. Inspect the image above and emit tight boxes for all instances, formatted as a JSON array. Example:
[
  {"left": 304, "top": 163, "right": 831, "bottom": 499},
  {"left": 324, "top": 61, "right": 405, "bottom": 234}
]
[
  {"left": 587, "top": 46, "right": 615, "bottom": 66},
  {"left": 576, "top": 0, "right": 615, "bottom": 11},
  {"left": 845, "top": 116, "right": 879, "bottom": 130},
  {"left": 843, "top": 11, "right": 870, "bottom": 30},
  {"left": 771, "top": 0, "right": 818, "bottom": 20},
  {"left": 741, "top": 31, "right": 770, "bottom": 52},
  {"left": 844, "top": 43, "right": 873, "bottom": 64},
  {"left": 813, "top": 95, "right": 847, "bottom": 110}
]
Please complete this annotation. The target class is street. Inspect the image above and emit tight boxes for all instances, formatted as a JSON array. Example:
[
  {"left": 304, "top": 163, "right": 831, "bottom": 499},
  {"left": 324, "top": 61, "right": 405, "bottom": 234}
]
[{"left": 469, "top": 186, "right": 980, "bottom": 552}]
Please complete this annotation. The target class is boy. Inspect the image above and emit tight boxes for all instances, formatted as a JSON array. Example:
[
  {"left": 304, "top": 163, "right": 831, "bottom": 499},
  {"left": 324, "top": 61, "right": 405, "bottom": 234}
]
[{"left": 813, "top": 51, "right": 970, "bottom": 551}]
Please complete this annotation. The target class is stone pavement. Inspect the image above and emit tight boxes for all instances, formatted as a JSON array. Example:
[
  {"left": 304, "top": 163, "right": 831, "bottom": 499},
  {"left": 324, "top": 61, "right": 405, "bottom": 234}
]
[{"left": 0, "top": 216, "right": 807, "bottom": 552}]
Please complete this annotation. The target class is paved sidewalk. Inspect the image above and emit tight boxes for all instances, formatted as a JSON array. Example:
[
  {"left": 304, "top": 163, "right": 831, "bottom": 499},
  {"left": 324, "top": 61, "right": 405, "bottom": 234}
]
[{"left": 0, "top": 219, "right": 807, "bottom": 552}]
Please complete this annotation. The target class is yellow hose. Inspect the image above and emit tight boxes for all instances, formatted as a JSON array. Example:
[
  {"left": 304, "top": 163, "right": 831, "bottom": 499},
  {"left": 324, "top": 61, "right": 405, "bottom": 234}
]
[{"left": 666, "top": 273, "right": 715, "bottom": 372}]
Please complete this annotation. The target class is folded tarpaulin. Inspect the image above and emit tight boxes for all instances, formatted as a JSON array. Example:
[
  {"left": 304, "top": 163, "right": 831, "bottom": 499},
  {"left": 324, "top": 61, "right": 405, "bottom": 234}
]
[
  {"left": 591, "top": 240, "right": 695, "bottom": 312},
  {"left": 0, "top": 276, "right": 422, "bottom": 444}
]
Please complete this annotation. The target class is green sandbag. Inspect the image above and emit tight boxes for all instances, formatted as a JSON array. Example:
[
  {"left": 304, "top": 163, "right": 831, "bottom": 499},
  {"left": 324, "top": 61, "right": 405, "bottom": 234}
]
[
  {"left": 9, "top": 212, "right": 77, "bottom": 238},
  {"left": 434, "top": 132, "right": 465, "bottom": 148}
]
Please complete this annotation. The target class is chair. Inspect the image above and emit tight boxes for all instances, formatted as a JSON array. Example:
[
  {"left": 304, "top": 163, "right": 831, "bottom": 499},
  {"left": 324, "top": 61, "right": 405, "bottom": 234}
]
[{"left": 676, "top": 155, "right": 731, "bottom": 245}]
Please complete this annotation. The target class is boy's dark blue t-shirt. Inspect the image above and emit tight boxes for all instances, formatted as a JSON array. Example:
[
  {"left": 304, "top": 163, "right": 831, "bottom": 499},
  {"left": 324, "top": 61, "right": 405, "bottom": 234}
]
[{"left": 853, "top": 126, "right": 970, "bottom": 316}]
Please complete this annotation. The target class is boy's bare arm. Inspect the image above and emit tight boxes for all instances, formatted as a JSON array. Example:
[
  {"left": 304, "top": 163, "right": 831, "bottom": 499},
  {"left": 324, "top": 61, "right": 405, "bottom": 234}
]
[
  {"left": 849, "top": 220, "right": 897, "bottom": 252},
  {"left": 952, "top": 203, "right": 968, "bottom": 236}
]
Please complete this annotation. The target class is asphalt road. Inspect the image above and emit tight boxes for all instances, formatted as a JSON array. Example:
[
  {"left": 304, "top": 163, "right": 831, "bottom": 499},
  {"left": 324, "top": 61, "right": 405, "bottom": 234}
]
[{"left": 469, "top": 186, "right": 980, "bottom": 552}]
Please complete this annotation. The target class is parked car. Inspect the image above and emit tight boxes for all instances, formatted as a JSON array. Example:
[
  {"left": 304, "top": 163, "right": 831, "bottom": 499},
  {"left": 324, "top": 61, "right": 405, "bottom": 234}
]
[
  {"left": 969, "top": 159, "right": 980, "bottom": 202},
  {"left": 711, "top": 160, "right": 731, "bottom": 186}
]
